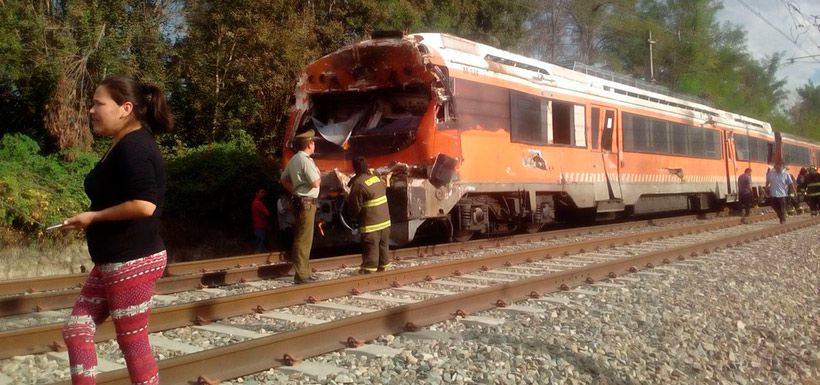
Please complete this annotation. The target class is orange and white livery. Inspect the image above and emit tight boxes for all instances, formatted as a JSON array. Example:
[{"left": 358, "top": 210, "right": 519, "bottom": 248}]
[{"left": 280, "top": 32, "right": 820, "bottom": 247}]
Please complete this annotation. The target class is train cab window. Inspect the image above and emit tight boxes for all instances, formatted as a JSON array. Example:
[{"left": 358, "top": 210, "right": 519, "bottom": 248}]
[
  {"left": 510, "top": 91, "right": 547, "bottom": 144},
  {"left": 590, "top": 108, "right": 600, "bottom": 150}
]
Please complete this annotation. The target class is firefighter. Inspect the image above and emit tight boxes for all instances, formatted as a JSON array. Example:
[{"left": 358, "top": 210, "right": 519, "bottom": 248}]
[
  {"left": 805, "top": 166, "right": 820, "bottom": 216},
  {"left": 346, "top": 156, "right": 392, "bottom": 273}
]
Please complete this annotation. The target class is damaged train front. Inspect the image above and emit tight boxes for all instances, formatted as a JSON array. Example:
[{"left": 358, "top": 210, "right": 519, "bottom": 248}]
[{"left": 277, "top": 32, "right": 457, "bottom": 249}]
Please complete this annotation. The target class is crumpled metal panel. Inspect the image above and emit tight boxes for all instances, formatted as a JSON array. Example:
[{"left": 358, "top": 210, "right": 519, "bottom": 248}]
[{"left": 301, "top": 37, "right": 433, "bottom": 93}]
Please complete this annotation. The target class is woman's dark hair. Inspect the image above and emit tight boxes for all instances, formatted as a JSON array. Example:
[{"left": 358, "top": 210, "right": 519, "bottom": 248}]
[{"left": 99, "top": 75, "right": 173, "bottom": 133}]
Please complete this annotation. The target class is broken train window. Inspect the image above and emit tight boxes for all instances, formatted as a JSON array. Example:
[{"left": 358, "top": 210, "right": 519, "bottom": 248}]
[{"left": 299, "top": 83, "right": 431, "bottom": 156}]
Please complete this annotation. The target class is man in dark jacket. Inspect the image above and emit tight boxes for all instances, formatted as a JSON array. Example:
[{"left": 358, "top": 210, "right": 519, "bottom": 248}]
[{"left": 346, "top": 157, "right": 391, "bottom": 273}]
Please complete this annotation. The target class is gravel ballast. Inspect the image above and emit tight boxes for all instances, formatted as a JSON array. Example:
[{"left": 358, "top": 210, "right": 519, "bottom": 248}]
[{"left": 239, "top": 224, "right": 819, "bottom": 385}]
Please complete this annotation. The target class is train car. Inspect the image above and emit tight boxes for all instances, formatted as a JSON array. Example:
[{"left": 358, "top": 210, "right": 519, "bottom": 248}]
[{"left": 278, "top": 32, "right": 814, "bottom": 248}]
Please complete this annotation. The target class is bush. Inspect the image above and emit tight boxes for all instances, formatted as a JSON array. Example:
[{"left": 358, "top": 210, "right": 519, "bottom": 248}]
[
  {"left": 165, "top": 131, "right": 279, "bottom": 222},
  {"left": 162, "top": 131, "right": 280, "bottom": 258},
  {"left": 0, "top": 133, "right": 96, "bottom": 237}
]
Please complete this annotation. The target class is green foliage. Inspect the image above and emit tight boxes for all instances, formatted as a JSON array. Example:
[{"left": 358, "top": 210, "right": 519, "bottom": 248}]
[
  {"left": 790, "top": 81, "right": 820, "bottom": 140},
  {"left": 164, "top": 132, "right": 279, "bottom": 229},
  {"left": 0, "top": 133, "right": 96, "bottom": 234}
]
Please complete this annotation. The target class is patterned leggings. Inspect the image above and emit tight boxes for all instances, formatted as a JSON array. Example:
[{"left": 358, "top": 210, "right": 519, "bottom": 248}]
[{"left": 63, "top": 251, "right": 167, "bottom": 385}]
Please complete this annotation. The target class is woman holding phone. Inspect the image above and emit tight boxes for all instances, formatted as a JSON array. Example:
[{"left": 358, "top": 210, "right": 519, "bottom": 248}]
[{"left": 60, "top": 75, "right": 171, "bottom": 385}]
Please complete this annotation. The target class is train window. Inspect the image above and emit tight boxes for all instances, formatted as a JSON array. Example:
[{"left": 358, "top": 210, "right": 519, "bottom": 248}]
[
  {"left": 602, "top": 111, "right": 614, "bottom": 151},
  {"left": 704, "top": 129, "right": 721, "bottom": 159},
  {"left": 573, "top": 105, "right": 586, "bottom": 147},
  {"left": 688, "top": 126, "right": 703, "bottom": 157},
  {"left": 671, "top": 123, "right": 688, "bottom": 155},
  {"left": 549, "top": 101, "right": 585, "bottom": 146},
  {"left": 784, "top": 144, "right": 810, "bottom": 166},
  {"left": 738, "top": 135, "right": 770, "bottom": 163},
  {"left": 510, "top": 91, "right": 547, "bottom": 144},
  {"left": 623, "top": 113, "right": 650, "bottom": 152},
  {"left": 451, "top": 79, "right": 510, "bottom": 131},
  {"left": 735, "top": 135, "right": 750, "bottom": 160},
  {"left": 651, "top": 120, "right": 670, "bottom": 153},
  {"left": 591, "top": 108, "right": 600, "bottom": 150}
]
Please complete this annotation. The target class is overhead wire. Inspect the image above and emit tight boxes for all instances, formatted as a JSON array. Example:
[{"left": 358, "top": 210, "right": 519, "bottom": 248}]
[{"left": 735, "top": 0, "right": 820, "bottom": 63}]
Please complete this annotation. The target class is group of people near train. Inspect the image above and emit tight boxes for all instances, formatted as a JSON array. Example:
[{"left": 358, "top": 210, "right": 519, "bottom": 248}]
[
  {"left": 738, "top": 161, "right": 820, "bottom": 224},
  {"left": 278, "top": 129, "right": 393, "bottom": 283},
  {"left": 54, "top": 75, "right": 392, "bottom": 384},
  {"left": 50, "top": 74, "right": 820, "bottom": 385}
]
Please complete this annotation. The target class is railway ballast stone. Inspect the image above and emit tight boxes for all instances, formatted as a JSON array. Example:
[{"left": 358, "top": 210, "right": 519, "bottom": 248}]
[{"left": 242, "top": 224, "right": 819, "bottom": 384}]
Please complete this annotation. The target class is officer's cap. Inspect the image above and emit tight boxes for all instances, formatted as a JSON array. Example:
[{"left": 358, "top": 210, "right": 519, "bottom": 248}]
[{"left": 294, "top": 129, "right": 315, "bottom": 140}]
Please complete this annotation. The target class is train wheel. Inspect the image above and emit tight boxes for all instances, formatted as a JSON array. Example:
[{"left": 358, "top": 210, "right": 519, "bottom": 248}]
[
  {"left": 453, "top": 230, "right": 474, "bottom": 242},
  {"left": 524, "top": 223, "right": 542, "bottom": 234}
]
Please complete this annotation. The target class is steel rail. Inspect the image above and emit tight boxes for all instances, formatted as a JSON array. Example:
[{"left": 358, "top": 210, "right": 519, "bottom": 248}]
[
  {"left": 56, "top": 215, "right": 820, "bottom": 385},
  {"left": 0, "top": 212, "right": 719, "bottom": 297},
  {"left": 0, "top": 212, "right": 728, "bottom": 317},
  {"left": 0, "top": 213, "right": 764, "bottom": 359}
]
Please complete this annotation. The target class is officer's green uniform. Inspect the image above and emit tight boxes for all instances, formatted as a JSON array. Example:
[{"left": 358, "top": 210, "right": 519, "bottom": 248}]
[
  {"left": 346, "top": 173, "right": 391, "bottom": 272},
  {"left": 281, "top": 131, "right": 320, "bottom": 282}
]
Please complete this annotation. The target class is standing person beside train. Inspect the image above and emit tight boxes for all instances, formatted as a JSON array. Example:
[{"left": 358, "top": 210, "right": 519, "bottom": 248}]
[
  {"left": 280, "top": 130, "right": 321, "bottom": 284},
  {"left": 804, "top": 166, "right": 820, "bottom": 216},
  {"left": 738, "top": 168, "right": 753, "bottom": 217},
  {"left": 346, "top": 156, "right": 392, "bottom": 274},
  {"left": 251, "top": 188, "right": 271, "bottom": 253},
  {"left": 60, "top": 76, "right": 171, "bottom": 385},
  {"left": 766, "top": 161, "right": 796, "bottom": 224}
]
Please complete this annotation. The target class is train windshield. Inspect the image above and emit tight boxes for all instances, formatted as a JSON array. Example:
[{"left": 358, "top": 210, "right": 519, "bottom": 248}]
[{"left": 298, "top": 83, "right": 430, "bottom": 157}]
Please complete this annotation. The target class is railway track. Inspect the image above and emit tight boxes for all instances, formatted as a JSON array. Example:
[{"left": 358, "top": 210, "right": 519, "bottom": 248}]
[
  {"left": 0, "top": 211, "right": 739, "bottom": 318},
  {"left": 2, "top": 211, "right": 816, "bottom": 384}
]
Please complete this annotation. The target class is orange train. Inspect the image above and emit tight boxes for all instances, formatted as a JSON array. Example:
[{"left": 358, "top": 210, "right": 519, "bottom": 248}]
[{"left": 279, "top": 32, "right": 820, "bottom": 247}]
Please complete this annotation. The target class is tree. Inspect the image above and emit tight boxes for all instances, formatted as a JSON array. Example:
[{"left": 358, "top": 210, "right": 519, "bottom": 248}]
[{"left": 791, "top": 81, "right": 820, "bottom": 140}]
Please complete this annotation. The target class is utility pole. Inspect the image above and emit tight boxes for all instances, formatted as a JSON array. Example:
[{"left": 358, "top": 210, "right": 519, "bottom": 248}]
[{"left": 648, "top": 30, "right": 656, "bottom": 82}]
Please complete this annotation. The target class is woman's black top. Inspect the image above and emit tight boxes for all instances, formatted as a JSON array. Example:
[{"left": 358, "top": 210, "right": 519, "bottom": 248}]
[{"left": 84, "top": 128, "right": 166, "bottom": 264}]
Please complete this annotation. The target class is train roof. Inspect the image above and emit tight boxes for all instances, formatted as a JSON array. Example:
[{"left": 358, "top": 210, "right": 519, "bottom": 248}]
[
  {"left": 780, "top": 132, "right": 820, "bottom": 148},
  {"left": 411, "top": 33, "right": 774, "bottom": 137}
]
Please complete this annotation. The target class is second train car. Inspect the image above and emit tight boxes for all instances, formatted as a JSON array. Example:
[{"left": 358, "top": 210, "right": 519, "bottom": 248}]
[{"left": 278, "top": 32, "right": 820, "bottom": 247}]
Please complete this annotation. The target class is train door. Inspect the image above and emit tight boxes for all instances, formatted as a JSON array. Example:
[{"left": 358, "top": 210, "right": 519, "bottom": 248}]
[
  {"left": 591, "top": 106, "right": 622, "bottom": 200},
  {"left": 724, "top": 131, "right": 738, "bottom": 200}
]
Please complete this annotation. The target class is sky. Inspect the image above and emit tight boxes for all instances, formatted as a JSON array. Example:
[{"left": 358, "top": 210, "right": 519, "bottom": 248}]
[{"left": 716, "top": 0, "right": 820, "bottom": 107}]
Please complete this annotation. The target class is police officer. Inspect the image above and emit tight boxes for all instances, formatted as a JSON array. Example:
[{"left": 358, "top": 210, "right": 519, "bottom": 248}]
[
  {"left": 280, "top": 129, "right": 320, "bottom": 284},
  {"left": 346, "top": 156, "right": 391, "bottom": 274},
  {"left": 804, "top": 166, "right": 820, "bottom": 216}
]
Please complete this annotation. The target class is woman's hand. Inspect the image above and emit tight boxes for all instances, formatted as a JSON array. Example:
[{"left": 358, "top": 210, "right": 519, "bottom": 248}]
[{"left": 62, "top": 212, "right": 98, "bottom": 231}]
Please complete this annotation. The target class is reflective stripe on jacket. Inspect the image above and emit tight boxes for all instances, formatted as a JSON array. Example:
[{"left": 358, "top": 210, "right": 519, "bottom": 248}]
[
  {"left": 806, "top": 174, "right": 820, "bottom": 197},
  {"left": 347, "top": 174, "right": 391, "bottom": 233}
]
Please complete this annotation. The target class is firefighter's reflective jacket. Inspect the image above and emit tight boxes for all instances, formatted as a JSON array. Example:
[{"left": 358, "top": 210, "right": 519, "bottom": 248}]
[
  {"left": 806, "top": 172, "right": 820, "bottom": 197},
  {"left": 346, "top": 173, "right": 391, "bottom": 233}
]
